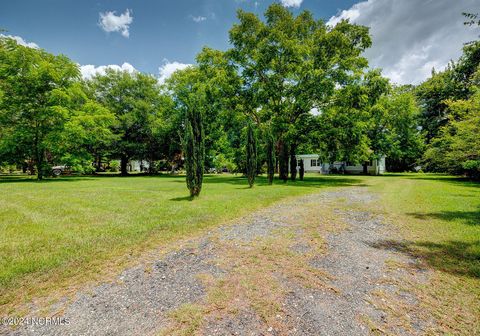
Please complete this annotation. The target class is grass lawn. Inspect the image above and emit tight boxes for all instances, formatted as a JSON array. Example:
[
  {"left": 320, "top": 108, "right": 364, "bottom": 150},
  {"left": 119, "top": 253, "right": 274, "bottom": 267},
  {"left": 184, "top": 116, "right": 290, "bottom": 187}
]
[
  {"left": 371, "top": 174, "right": 480, "bottom": 279},
  {"left": 0, "top": 173, "right": 362, "bottom": 313},
  {"left": 368, "top": 174, "right": 480, "bottom": 333},
  {"left": 0, "top": 172, "right": 478, "bottom": 330}
]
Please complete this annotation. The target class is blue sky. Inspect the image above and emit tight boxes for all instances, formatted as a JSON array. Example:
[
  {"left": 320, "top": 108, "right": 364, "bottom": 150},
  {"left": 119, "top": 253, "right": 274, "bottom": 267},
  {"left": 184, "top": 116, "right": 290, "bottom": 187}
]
[
  {"left": 1, "top": 1, "right": 355, "bottom": 73},
  {"left": 1, "top": 0, "right": 479, "bottom": 84}
]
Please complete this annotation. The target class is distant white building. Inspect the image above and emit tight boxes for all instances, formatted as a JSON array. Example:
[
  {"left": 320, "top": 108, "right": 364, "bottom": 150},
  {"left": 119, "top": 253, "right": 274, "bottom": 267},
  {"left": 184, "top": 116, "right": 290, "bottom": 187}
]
[
  {"left": 128, "top": 160, "right": 150, "bottom": 172},
  {"left": 111, "top": 160, "right": 150, "bottom": 172},
  {"left": 295, "top": 154, "right": 386, "bottom": 175}
]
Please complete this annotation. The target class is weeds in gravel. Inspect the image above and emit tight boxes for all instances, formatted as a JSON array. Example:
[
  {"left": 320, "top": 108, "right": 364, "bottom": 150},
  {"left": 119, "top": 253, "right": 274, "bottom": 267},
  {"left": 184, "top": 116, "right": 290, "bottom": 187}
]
[
  {"left": 159, "top": 197, "right": 346, "bottom": 334},
  {"left": 160, "top": 303, "right": 206, "bottom": 336}
]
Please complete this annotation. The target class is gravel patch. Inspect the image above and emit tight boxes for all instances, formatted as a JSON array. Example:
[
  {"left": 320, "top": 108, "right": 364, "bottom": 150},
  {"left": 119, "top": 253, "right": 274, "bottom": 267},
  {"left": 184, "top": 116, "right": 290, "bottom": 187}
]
[
  {"left": 216, "top": 212, "right": 288, "bottom": 243},
  {"left": 202, "top": 309, "right": 264, "bottom": 336},
  {"left": 5, "top": 242, "right": 223, "bottom": 336},
  {"left": 283, "top": 189, "right": 431, "bottom": 335}
]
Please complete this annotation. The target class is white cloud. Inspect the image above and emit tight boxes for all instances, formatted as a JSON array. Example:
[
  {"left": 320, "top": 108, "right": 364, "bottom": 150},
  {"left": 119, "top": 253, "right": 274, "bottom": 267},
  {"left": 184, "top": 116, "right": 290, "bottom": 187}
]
[
  {"left": 158, "top": 61, "right": 192, "bottom": 83},
  {"left": 99, "top": 9, "right": 133, "bottom": 38},
  {"left": 327, "top": 0, "right": 480, "bottom": 84},
  {"left": 80, "top": 62, "right": 137, "bottom": 79},
  {"left": 0, "top": 34, "right": 39, "bottom": 48},
  {"left": 191, "top": 15, "right": 207, "bottom": 23},
  {"left": 280, "top": 0, "right": 303, "bottom": 8}
]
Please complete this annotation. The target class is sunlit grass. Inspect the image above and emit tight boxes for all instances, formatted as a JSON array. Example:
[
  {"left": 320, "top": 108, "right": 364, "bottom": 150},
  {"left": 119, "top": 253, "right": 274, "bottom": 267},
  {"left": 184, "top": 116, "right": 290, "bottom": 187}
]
[
  {"left": 1, "top": 172, "right": 478, "bottom": 330},
  {"left": 371, "top": 174, "right": 480, "bottom": 278},
  {"left": 0, "top": 173, "right": 361, "bottom": 311},
  {"left": 369, "top": 173, "right": 480, "bottom": 334}
]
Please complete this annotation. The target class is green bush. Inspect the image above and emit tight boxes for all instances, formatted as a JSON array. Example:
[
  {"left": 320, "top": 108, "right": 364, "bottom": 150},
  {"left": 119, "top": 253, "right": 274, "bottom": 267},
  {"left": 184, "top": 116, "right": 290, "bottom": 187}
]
[
  {"left": 463, "top": 160, "right": 480, "bottom": 179},
  {"left": 109, "top": 161, "right": 120, "bottom": 172}
]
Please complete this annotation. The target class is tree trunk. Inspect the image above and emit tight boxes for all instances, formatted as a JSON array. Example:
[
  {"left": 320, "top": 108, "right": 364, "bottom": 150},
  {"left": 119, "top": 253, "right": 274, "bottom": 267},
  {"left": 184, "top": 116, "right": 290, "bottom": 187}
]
[
  {"left": 36, "top": 151, "right": 44, "bottom": 180},
  {"left": 27, "top": 161, "right": 35, "bottom": 175},
  {"left": 120, "top": 155, "right": 129, "bottom": 176},
  {"left": 289, "top": 144, "right": 297, "bottom": 181},
  {"left": 34, "top": 131, "right": 43, "bottom": 180},
  {"left": 266, "top": 132, "right": 275, "bottom": 185},
  {"left": 299, "top": 159, "right": 304, "bottom": 181},
  {"left": 95, "top": 156, "right": 102, "bottom": 173},
  {"left": 278, "top": 140, "right": 289, "bottom": 182},
  {"left": 363, "top": 161, "right": 368, "bottom": 175},
  {"left": 246, "top": 123, "right": 257, "bottom": 188}
]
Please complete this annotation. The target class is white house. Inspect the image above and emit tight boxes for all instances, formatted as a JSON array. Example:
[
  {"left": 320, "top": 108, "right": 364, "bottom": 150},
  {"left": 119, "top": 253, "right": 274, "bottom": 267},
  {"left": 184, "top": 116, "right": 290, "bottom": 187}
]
[{"left": 295, "top": 154, "right": 386, "bottom": 175}]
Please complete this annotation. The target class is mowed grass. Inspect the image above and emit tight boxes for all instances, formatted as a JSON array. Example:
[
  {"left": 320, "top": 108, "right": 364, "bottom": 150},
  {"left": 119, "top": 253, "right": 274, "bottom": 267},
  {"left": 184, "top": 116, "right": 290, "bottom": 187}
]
[
  {"left": 368, "top": 174, "right": 480, "bottom": 333},
  {"left": 372, "top": 174, "right": 480, "bottom": 278},
  {"left": 1, "top": 172, "right": 479, "bottom": 328},
  {"left": 0, "top": 173, "right": 361, "bottom": 311}
]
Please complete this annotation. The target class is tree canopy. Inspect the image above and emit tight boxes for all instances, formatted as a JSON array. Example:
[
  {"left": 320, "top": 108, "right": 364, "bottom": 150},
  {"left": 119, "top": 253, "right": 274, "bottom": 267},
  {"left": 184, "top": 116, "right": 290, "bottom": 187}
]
[{"left": 1, "top": 7, "right": 478, "bottom": 186}]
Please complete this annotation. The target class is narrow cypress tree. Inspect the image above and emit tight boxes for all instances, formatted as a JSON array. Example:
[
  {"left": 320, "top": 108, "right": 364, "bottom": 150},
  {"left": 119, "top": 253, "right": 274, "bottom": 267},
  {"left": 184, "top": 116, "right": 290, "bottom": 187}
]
[
  {"left": 265, "top": 131, "right": 275, "bottom": 185},
  {"left": 246, "top": 122, "right": 257, "bottom": 188},
  {"left": 299, "top": 159, "right": 305, "bottom": 181},
  {"left": 289, "top": 144, "right": 297, "bottom": 181},
  {"left": 184, "top": 109, "right": 205, "bottom": 197}
]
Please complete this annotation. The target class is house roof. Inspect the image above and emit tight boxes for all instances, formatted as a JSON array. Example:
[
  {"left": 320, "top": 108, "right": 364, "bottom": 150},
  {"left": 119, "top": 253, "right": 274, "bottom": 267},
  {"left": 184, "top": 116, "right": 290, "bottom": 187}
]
[{"left": 296, "top": 154, "right": 320, "bottom": 158}]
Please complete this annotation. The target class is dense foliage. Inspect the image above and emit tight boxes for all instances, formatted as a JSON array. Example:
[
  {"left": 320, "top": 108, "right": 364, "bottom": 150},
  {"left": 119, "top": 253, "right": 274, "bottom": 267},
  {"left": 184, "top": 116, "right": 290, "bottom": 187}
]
[
  {"left": 417, "top": 15, "right": 480, "bottom": 178},
  {"left": 1, "top": 6, "right": 479, "bottom": 190}
]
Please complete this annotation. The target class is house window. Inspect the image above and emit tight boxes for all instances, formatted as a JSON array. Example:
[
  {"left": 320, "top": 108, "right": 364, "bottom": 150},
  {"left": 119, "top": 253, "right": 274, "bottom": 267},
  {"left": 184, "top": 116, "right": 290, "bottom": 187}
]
[
  {"left": 311, "top": 159, "right": 319, "bottom": 167},
  {"left": 297, "top": 159, "right": 303, "bottom": 166}
]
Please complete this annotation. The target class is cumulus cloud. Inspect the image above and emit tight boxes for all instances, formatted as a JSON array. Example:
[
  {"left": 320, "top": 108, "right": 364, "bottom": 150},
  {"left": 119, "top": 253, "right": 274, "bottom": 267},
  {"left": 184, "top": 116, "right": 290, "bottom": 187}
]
[
  {"left": 327, "top": 0, "right": 479, "bottom": 84},
  {"left": 158, "top": 61, "right": 192, "bottom": 83},
  {"left": 191, "top": 15, "right": 207, "bottom": 23},
  {"left": 99, "top": 9, "right": 133, "bottom": 38},
  {"left": 0, "top": 34, "right": 39, "bottom": 48},
  {"left": 280, "top": 0, "right": 303, "bottom": 8},
  {"left": 80, "top": 62, "right": 136, "bottom": 79}
]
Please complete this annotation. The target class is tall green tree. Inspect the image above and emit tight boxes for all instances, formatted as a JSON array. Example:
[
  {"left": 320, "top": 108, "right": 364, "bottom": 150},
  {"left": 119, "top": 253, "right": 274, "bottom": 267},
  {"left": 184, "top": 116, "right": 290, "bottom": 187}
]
[
  {"left": 318, "top": 70, "right": 389, "bottom": 169},
  {"left": 228, "top": 4, "right": 372, "bottom": 180},
  {"left": 167, "top": 67, "right": 207, "bottom": 196},
  {"left": 246, "top": 122, "right": 257, "bottom": 187},
  {"left": 424, "top": 90, "right": 480, "bottom": 178},
  {"left": 184, "top": 108, "right": 205, "bottom": 197},
  {"left": 416, "top": 66, "right": 459, "bottom": 142},
  {"left": 419, "top": 14, "right": 479, "bottom": 174},
  {"left": 369, "top": 87, "right": 425, "bottom": 171},
  {"left": 0, "top": 37, "right": 79, "bottom": 179},
  {"left": 417, "top": 14, "right": 480, "bottom": 143},
  {"left": 196, "top": 48, "right": 245, "bottom": 173},
  {"left": 88, "top": 70, "right": 164, "bottom": 175}
]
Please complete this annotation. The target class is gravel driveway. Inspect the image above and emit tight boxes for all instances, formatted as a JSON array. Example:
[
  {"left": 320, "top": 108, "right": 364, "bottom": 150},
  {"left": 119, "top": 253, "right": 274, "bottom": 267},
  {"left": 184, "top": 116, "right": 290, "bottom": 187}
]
[{"left": 2, "top": 188, "right": 433, "bottom": 336}]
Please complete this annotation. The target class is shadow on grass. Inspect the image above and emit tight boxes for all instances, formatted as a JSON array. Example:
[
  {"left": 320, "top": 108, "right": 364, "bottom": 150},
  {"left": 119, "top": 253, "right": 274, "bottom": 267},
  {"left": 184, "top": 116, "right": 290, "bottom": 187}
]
[
  {"left": 0, "top": 176, "right": 99, "bottom": 184},
  {"left": 0, "top": 173, "right": 367, "bottom": 190},
  {"left": 370, "top": 239, "right": 480, "bottom": 279},
  {"left": 398, "top": 174, "right": 480, "bottom": 188},
  {"left": 408, "top": 210, "right": 480, "bottom": 226},
  {"left": 0, "top": 173, "right": 185, "bottom": 184},
  {"left": 170, "top": 196, "right": 194, "bottom": 202},
  {"left": 202, "top": 174, "right": 367, "bottom": 189}
]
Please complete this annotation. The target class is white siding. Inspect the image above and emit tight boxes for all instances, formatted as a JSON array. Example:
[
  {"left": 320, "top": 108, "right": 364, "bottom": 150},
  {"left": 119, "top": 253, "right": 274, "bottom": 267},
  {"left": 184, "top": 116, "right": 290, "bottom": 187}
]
[{"left": 295, "top": 154, "right": 387, "bottom": 175}]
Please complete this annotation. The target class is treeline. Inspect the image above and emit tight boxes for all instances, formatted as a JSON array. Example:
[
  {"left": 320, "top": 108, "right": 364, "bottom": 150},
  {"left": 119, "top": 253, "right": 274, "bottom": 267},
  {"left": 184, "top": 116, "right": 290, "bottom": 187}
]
[
  {"left": 0, "top": 5, "right": 478, "bottom": 189},
  {"left": 416, "top": 13, "right": 480, "bottom": 179}
]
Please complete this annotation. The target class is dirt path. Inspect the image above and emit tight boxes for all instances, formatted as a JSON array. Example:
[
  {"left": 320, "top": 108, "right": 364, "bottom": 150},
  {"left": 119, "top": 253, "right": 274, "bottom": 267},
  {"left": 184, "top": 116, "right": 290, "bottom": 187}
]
[{"left": 3, "top": 188, "right": 434, "bottom": 336}]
